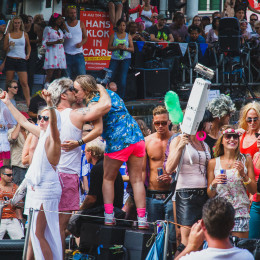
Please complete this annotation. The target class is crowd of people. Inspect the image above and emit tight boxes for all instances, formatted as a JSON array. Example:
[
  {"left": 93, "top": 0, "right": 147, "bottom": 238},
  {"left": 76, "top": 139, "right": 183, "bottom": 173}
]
[{"left": 0, "top": 2, "right": 259, "bottom": 260}]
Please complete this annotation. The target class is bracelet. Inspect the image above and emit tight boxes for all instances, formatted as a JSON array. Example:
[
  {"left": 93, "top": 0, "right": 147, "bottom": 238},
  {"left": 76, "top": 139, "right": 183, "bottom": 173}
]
[
  {"left": 47, "top": 106, "right": 56, "bottom": 110},
  {"left": 78, "top": 139, "right": 85, "bottom": 146},
  {"left": 243, "top": 177, "right": 252, "bottom": 186},
  {"left": 209, "top": 184, "right": 216, "bottom": 191}
]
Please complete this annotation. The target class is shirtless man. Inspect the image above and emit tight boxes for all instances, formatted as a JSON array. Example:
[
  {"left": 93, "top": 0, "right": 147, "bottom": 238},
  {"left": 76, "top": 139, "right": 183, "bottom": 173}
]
[{"left": 142, "top": 106, "right": 175, "bottom": 247}]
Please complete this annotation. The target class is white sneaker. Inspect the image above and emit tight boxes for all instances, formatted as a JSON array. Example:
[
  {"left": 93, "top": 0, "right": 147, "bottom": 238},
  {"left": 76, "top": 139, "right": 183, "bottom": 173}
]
[
  {"left": 137, "top": 214, "right": 149, "bottom": 229},
  {"left": 104, "top": 212, "right": 116, "bottom": 226}
]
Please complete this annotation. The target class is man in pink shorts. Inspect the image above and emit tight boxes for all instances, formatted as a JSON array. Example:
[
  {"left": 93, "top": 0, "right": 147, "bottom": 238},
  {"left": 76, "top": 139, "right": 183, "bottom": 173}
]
[{"left": 48, "top": 78, "right": 111, "bottom": 255}]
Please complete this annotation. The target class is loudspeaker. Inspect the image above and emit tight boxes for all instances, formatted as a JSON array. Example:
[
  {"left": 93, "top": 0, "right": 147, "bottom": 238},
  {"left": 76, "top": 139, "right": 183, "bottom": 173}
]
[
  {"left": 136, "top": 68, "right": 170, "bottom": 99},
  {"left": 219, "top": 18, "right": 240, "bottom": 53},
  {"left": 0, "top": 239, "right": 24, "bottom": 260},
  {"left": 124, "top": 229, "right": 154, "bottom": 260}
]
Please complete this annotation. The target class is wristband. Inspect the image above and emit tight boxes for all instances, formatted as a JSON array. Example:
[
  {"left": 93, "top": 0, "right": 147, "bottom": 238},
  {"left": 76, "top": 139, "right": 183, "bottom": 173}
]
[
  {"left": 47, "top": 106, "right": 56, "bottom": 110},
  {"left": 78, "top": 139, "right": 85, "bottom": 146},
  {"left": 209, "top": 184, "right": 216, "bottom": 191},
  {"left": 243, "top": 177, "right": 252, "bottom": 186}
]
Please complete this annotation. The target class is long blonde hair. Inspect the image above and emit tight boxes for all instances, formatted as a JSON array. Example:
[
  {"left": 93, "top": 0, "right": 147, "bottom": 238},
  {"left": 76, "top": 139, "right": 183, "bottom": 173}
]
[
  {"left": 238, "top": 102, "right": 260, "bottom": 130},
  {"left": 8, "top": 16, "right": 25, "bottom": 33},
  {"left": 75, "top": 75, "right": 99, "bottom": 104}
]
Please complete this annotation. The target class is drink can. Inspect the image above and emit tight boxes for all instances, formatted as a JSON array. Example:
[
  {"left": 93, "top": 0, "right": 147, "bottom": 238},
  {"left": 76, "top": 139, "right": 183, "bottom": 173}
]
[
  {"left": 157, "top": 167, "right": 163, "bottom": 176},
  {"left": 220, "top": 169, "right": 227, "bottom": 184}
]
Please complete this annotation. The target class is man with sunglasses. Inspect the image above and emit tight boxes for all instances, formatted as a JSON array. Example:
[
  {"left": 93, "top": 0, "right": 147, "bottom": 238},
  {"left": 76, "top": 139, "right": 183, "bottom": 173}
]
[
  {"left": 48, "top": 77, "right": 111, "bottom": 256},
  {"left": 249, "top": 13, "right": 258, "bottom": 33},
  {"left": 0, "top": 166, "right": 24, "bottom": 240},
  {"left": 142, "top": 106, "right": 176, "bottom": 250},
  {"left": 6, "top": 80, "right": 18, "bottom": 107}
]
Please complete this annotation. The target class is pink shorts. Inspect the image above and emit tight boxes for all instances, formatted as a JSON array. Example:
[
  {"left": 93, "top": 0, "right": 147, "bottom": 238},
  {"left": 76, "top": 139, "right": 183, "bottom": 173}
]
[
  {"left": 104, "top": 140, "right": 145, "bottom": 162},
  {"left": 0, "top": 151, "right": 10, "bottom": 160},
  {"left": 58, "top": 172, "right": 80, "bottom": 211}
]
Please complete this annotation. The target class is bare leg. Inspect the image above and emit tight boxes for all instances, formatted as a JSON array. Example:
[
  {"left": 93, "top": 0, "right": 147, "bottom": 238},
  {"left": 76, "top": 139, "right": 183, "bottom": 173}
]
[
  {"left": 115, "top": 4, "right": 123, "bottom": 25},
  {"left": 35, "top": 204, "right": 53, "bottom": 260},
  {"left": 26, "top": 235, "right": 35, "bottom": 260},
  {"left": 59, "top": 212, "right": 72, "bottom": 259},
  {"left": 127, "top": 155, "right": 146, "bottom": 209},
  {"left": 108, "top": 2, "right": 116, "bottom": 27},
  {"left": 232, "top": 231, "right": 249, "bottom": 238},
  {"left": 45, "top": 69, "right": 55, "bottom": 84},
  {"left": 180, "top": 226, "right": 191, "bottom": 246},
  {"left": 17, "top": 71, "right": 31, "bottom": 107},
  {"left": 103, "top": 156, "right": 123, "bottom": 204},
  {"left": 6, "top": 70, "right": 15, "bottom": 82}
]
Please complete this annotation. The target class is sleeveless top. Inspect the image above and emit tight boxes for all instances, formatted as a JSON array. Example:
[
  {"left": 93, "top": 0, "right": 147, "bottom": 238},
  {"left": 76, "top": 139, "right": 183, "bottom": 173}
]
[
  {"left": 57, "top": 108, "right": 82, "bottom": 175},
  {"left": 64, "top": 21, "right": 83, "bottom": 55},
  {"left": 176, "top": 141, "right": 211, "bottom": 190},
  {"left": 28, "top": 24, "right": 37, "bottom": 51},
  {"left": 111, "top": 33, "right": 131, "bottom": 60},
  {"left": 214, "top": 156, "right": 250, "bottom": 218},
  {"left": 240, "top": 132, "right": 258, "bottom": 158},
  {"left": 141, "top": 9, "right": 152, "bottom": 28},
  {"left": 253, "top": 153, "right": 260, "bottom": 202},
  {"left": 8, "top": 32, "right": 26, "bottom": 59}
]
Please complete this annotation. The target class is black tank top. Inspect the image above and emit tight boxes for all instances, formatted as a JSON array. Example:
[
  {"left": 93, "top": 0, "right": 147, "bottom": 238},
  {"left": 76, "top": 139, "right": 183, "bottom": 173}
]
[{"left": 28, "top": 24, "right": 37, "bottom": 50}]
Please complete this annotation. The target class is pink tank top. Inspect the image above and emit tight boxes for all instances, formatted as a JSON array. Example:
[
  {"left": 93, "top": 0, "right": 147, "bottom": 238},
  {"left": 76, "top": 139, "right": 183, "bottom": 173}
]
[{"left": 253, "top": 153, "right": 260, "bottom": 202}]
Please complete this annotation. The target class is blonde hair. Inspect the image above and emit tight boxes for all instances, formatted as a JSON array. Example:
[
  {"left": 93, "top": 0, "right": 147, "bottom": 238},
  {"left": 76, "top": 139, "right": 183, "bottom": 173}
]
[
  {"left": 75, "top": 75, "right": 98, "bottom": 104},
  {"left": 85, "top": 139, "right": 106, "bottom": 160},
  {"left": 8, "top": 16, "right": 25, "bottom": 33},
  {"left": 153, "top": 106, "right": 168, "bottom": 117},
  {"left": 214, "top": 125, "right": 241, "bottom": 159},
  {"left": 238, "top": 102, "right": 260, "bottom": 130},
  {"left": 33, "top": 14, "right": 43, "bottom": 24}
]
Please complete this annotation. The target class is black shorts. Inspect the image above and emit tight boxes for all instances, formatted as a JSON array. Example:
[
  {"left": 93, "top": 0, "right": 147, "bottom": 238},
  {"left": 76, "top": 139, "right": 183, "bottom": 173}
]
[
  {"left": 5, "top": 56, "right": 27, "bottom": 72},
  {"left": 176, "top": 188, "right": 208, "bottom": 226}
]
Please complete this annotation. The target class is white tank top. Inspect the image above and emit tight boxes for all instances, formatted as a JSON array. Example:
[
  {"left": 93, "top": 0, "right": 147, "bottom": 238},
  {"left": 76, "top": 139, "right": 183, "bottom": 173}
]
[
  {"left": 57, "top": 108, "right": 82, "bottom": 175},
  {"left": 141, "top": 9, "right": 153, "bottom": 28},
  {"left": 64, "top": 21, "right": 83, "bottom": 55},
  {"left": 8, "top": 32, "right": 26, "bottom": 59}
]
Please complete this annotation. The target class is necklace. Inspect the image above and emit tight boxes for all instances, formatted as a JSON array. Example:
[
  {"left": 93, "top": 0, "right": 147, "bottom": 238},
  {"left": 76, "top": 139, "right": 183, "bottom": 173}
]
[{"left": 189, "top": 137, "right": 209, "bottom": 175}]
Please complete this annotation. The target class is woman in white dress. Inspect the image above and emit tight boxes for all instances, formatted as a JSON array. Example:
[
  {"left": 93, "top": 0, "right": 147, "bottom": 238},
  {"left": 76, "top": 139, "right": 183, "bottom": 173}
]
[
  {"left": 0, "top": 89, "right": 62, "bottom": 260},
  {"left": 42, "top": 13, "right": 71, "bottom": 87}
]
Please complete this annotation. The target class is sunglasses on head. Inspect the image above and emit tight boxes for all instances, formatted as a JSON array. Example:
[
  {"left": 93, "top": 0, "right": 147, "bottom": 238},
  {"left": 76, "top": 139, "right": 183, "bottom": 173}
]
[
  {"left": 255, "top": 133, "right": 260, "bottom": 138},
  {"left": 37, "top": 115, "right": 49, "bottom": 121},
  {"left": 154, "top": 121, "right": 168, "bottom": 126},
  {"left": 246, "top": 117, "right": 259, "bottom": 123},
  {"left": 2, "top": 173, "right": 13, "bottom": 177},
  {"left": 223, "top": 134, "right": 239, "bottom": 140}
]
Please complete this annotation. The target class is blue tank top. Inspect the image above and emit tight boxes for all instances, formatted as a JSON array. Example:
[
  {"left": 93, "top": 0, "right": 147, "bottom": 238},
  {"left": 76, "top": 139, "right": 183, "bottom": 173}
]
[{"left": 111, "top": 33, "right": 131, "bottom": 60}]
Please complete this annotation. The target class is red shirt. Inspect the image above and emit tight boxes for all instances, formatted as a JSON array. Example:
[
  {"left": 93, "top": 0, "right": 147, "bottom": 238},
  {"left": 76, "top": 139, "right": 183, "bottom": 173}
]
[
  {"left": 240, "top": 132, "right": 258, "bottom": 158},
  {"left": 253, "top": 153, "right": 260, "bottom": 202},
  {"left": 129, "top": 5, "right": 158, "bottom": 16}
]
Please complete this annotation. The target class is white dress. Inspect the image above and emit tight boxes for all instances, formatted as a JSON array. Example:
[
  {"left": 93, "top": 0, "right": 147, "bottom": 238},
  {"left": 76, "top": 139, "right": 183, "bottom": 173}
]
[
  {"left": 42, "top": 27, "right": 72, "bottom": 70},
  {"left": 24, "top": 110, "right": 62, "bottom": 260}
]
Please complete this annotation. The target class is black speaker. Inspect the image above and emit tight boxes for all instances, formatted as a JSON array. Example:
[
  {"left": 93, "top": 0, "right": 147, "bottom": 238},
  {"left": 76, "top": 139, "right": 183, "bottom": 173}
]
[
  {"left": 219, "top": 18, "right": 241, "bottom": 52},
  {"left": 0, "top": 239, "right": 24, "bottom": 260},
  {"left": 136, "top": 68, "right": 170, "bottom": 99},
  {"left": 124, "top": 229, "right": 154, "bottom": 260}
]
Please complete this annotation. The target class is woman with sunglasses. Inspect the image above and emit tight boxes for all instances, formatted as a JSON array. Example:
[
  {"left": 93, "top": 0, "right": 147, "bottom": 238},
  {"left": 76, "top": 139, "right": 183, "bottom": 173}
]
[
  {"left": 238, "top": 102, "right": 260, "bottom": 158},
  {"left": 42, "top": 13, "right": 71, "bottom": 88},
  {"left": 249, "top": 132, "right": 260, "bottom": 239},
  {"left": 207, "top": 125, "right": 256, "bottom": 238},
  {"left": 0, "top": 89, "right": 63, "bottom": 259}
]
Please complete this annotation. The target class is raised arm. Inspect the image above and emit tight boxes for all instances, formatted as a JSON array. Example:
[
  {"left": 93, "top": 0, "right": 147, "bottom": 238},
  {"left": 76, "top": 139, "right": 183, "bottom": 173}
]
[{"left": 0, "top": 92, "right": 40, "bottom": 137}]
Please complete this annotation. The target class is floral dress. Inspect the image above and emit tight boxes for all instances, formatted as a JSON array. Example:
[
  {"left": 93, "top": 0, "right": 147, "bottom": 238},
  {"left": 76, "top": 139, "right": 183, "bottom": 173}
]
[
  {"left": 42, "top": 26, "right": 71, "bottom": 70},
  {"left": 90, "top": 90, "right": 144, "bottom": 153}
]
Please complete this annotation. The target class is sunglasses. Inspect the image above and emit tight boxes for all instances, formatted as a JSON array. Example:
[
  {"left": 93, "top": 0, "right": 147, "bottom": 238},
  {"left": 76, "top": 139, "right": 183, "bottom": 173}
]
[
  {"left": 153, "top": 16, "right": 158, "bottom": 18},
  {"left": 37, "top": 115, "right": 49, "bottom": 121},
  {"left": 224, "top": 134, "right": 239, "bottom": 140},
  {"left": 255, "top": 133, "right": 260, "bottom": 138},
  {"left": 61, "top": 86, "right": 78, "bottom": 94},
  {"left": 10, "top": 86, "right": 18, "bottom": 89},
  {"left": 246, "top": 117, "right": 259, "bottom": 123},
  {"left": 251, "top": 19, "right": 258, "bottom": 21},
  {"left": 154, "top": 121, "right": 168, "bottom": 126},
  {"left": 2, "top": 173, "right": 13, "bottom": 177},
  {"left": 83, "top": 129, "right": 92, "bottom": 133}
]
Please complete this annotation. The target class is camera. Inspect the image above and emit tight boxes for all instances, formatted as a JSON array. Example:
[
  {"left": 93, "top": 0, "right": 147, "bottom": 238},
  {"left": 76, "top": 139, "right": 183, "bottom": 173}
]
[{"left": 96, "top": 68, "right": 113, "bottom": 87}]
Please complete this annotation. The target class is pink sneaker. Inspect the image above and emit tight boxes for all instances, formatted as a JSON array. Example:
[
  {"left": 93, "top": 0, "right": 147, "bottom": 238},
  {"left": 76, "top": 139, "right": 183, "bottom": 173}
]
[{"left": 104, "top": 212, "right": 116, "bottom": 226}]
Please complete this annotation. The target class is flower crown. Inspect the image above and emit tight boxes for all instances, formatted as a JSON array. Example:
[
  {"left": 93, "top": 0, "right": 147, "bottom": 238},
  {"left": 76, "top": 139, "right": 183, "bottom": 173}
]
[
  {"left": 222, "top": 129, "right": 241, "bottom": 135},
  {"left": 53, "top": 13, "right": 60, "bottom": 19}
]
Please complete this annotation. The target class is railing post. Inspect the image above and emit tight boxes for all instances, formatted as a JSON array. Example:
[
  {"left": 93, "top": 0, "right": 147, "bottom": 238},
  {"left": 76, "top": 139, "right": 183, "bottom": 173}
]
[
  {"left": 163, "top": 216, "right": 169, "bottom": 260},
  {"left": 23, "top": 208, "right": 34, "bottom": 260}
]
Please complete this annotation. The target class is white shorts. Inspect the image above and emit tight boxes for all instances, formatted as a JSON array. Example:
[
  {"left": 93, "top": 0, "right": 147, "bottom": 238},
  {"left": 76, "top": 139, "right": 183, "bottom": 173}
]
[{"left": 0, "top": 218, "right": 24, "bottom": 239}]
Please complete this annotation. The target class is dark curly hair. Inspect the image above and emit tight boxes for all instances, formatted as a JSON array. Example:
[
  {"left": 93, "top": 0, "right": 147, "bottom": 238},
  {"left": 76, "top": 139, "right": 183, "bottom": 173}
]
[{"left": 48, "top": 13, "right": 61, "bottom": 28}]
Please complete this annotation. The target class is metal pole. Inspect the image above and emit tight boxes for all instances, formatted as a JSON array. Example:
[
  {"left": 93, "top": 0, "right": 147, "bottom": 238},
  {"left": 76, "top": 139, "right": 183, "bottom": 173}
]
[
  {"left": 23, "top": 208, "right": 34, "bottom": 260},
  {"left": 163, "top": 217, "right": 169, "bottom": 260},
  {"left": 186, "top": 0, "right": 199, "bottom": 25}
]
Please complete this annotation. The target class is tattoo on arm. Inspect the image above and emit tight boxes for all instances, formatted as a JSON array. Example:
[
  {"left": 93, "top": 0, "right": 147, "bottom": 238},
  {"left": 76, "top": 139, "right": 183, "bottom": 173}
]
[{"left": 75, "top": 107, "right": 91, "bottom": 115}]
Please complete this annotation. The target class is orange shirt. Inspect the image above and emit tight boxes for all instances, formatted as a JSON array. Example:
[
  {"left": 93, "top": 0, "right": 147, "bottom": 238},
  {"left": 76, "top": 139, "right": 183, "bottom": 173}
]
[{"left": 0, "top": 183, "right": 18, "bottom": 219}]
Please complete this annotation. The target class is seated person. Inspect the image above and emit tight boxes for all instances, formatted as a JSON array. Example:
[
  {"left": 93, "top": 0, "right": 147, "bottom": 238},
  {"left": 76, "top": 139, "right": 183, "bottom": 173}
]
[
  {"left": 186, "top": 25, "right": 206, "bottom": 43},
  {"left": 135, "top": 17, "right": 150, "bottom": 41},
  {"left": 108, "top": 0, "right": 123, "bottom": 29},
  {"left": 149, "top": 14, "right": 174, "bottom": 42},
  {"left": 169, "top": 12, "right": 188, "bottom": 42},
  {"left": 68, "top": 139, "right": 124, "bottom": 236}
]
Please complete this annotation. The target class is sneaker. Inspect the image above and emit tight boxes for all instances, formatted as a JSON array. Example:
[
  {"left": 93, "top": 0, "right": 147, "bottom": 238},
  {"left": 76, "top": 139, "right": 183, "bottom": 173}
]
[
  {"left": 104, "top": 212, "right": 116, "bottom": 226},
  {"left": 138, "top": 214, "right": 149, "bottom": 229}
]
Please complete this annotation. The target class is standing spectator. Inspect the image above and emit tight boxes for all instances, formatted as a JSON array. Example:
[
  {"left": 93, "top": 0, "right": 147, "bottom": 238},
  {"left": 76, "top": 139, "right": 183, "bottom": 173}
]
[
  {"left": 3, "top": 16, "right": 31, "bottom": 107},
  {"left": 0, "top": 166, "right": 24, "bottom": 240},
  {"left": 192, "top": 15, "right": 205, "bottom": 38},
  {"left": 108, "top": 19, "right": 134, "bottom": 99},
  {"left": 234, "top": 0, "right": 260, "bottom": 19},
  {"left": 169, "top": 12, "right": 188, "bottom": 42},
  {"left": 234, "top": 7, "right": 252, "bottom": 33},
  {"left": 6, "top": 80, "right": 18, "bottom": 107},
  {"left": 204, "top": 12, "right": 221, "bottom": 35},
  {"left": 64, "top": 6, "right": 87, "bottom": 80},
  {"left": 186, "top": 25, "right": 206, "bottom": 43},
  {"left": 150, "top": 14, "right": 174, "bottom": 42},
  {"left": 207, "top": 125, "right": 257, "bottom": 238},
  {"left": 135, "top": 18, "right": 150, "bottom": 41},
  {"left": 0, "top": 20, "right": 6, "bottom": 74},
  {"left": 239, "top": 102, "right": 260, "bottom": 158},
  {"left": 250, "top": 133, "right": 260, "bottom": 239},
  {"left": 240, "top": 19, "right": 251, "bottom": 41},
  {"left": 129, "top": 0, "right": 158, "bottom": 29},
  {"left": 201, "top": 16, "right": 210, "bottom": 29},
  {"left": 8, "top": 112, "right": 30, "bottom": 185},
  {"left": 42, "top": 13, "right": 72, "bottom": 88},
  {"left": 206, "top": 17, "right": 221, "bottom": 44},
  {"left": 27, "top": 14, "right": 45, "bottom": 93},
  {"left": 27, "top": 15, "right": 33, "bottom": 25},
  {"left": 108, "top": 0, "right": 123, "bottom": 29},
  {"left": 249, "top": 13, "right": 258, "bottom": 33}
]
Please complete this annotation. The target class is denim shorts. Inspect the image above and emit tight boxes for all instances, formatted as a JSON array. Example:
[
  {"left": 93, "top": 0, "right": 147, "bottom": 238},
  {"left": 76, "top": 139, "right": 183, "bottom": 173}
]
[{"left": 5, "top": 56, "right": 27, "bottom": 72}]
